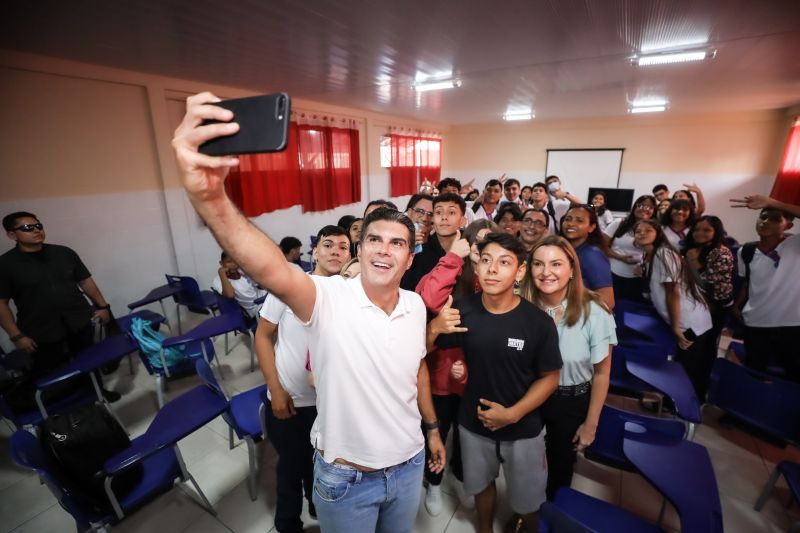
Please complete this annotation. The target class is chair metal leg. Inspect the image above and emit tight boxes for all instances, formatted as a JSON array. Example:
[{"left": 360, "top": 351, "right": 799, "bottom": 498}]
[
  {"left": 176, "top": 304, "right": 182, "bottom": 335},
  {"left": 686, "top": 422, "right": 696, "bottom": 441},
  {"left": 156, "top": 375, "right": 166, "bottom": 408},
  {"left": 246, "top": 330, "right": 255, "bottom": 372},
  {"left": 228, "top": 426, "right": 235, "bottom": 450},
  {"left": 755, "top": 466, "right": 782, "bottom": 511},
  {"left": 174, "top": 445, "right": 217, "bottom": 516},
  {"left": 245, "top": 437, "right": 258, "bottom": 501},
  {"left": 224, "top": 332, "right": 230, "bottom": 355},
  {"left": 128, "top": 353, "right": 135, "bottom": 375}
]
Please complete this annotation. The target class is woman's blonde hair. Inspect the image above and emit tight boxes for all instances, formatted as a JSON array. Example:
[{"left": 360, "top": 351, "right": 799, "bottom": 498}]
[
  {"left": 339, "top": 257, "right": 360, "bottom": 278},
  {"left": 519, "top": 235, "right": 609, "bottom": 326}
]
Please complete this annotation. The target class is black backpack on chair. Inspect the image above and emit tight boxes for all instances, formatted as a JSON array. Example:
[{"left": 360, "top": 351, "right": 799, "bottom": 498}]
[{"left": 42, "top": 403, "right": 143, "bottom": 513}]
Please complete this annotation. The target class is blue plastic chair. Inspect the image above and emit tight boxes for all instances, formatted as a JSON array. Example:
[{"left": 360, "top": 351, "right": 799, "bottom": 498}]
[
  {"left": 540, "top": 488, "right": 664, "bottom": 532},
  {"left": 624, "top": 430, "right": 723, "bottom": 533},
  {"left": 616, "top": 310, "right": 676, "bottom": 360},
  {"left": 756, "top": 460, "right": 800, "bottom": 531},
  {"left": 609, "top": 345, "right": 670, "bottom": 414},
  {"left": 0, "top": 348, "right": 97, "bottom": 430},
  {"left": 9, "top": 384, "right": 225, "bottom": 530},
  {"left": 707, "top": 358, "right": 800, "bottom": 445},
  {"left": 165, "top": 274, "right": 219, "bottom": 334},
  {"left": 117, "top": 312, "right": 216, "bottom": 407},
  {"left": 195, "top": 359, "right": 267, "bottom": 500},
  {"left": 212, "top": 293, "right": 257, "bottom": 371},
  {"left": 585, "top": 404, "right": 686, "bottom": 471}
]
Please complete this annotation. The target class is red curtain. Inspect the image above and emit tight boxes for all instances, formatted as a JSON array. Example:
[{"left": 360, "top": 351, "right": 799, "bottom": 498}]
[
  {"left": 389, "top": 134, "right": 442, "bottom": 197},
  {"left": 225, "top": 121, "right": 361, "bottom": 215},
  {"left": 225, "top": 123, "right": 301, "bottom": 216},
  {"left": 297, "top": 125, "right": 361, "bottom": 212},
  {"left": 770, "top": 119, "right": 800, "bottom": 205}
]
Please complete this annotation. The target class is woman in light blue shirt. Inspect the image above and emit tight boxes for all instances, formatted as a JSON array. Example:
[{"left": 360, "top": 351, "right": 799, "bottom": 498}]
[{"left": 520, "top": 235, "right": 617, "bottom": 501}]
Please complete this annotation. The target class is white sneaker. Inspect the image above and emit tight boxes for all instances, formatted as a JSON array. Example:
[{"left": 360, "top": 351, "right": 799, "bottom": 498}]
[{"left": 425, "top": 484, "right": 443, "bottom": 516}]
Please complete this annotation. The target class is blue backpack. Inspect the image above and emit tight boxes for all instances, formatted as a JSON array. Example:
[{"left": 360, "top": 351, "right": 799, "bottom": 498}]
[{"left": 130, "top": 317, "right": 194, "bottom": 370}]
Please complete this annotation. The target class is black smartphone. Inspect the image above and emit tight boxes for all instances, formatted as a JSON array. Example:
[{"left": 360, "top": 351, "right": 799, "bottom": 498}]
[
  {"left": 684, "top": 329, "right": 697, "bottom": 341},
  {"left": 199, "top": 93, "right": 290, "bottom": 156}
]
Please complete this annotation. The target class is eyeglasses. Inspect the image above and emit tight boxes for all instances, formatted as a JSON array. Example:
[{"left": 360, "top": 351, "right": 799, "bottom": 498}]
[
  {"left": 635, "top": 203, "right": 655, "bottom": 212},
  {"left": 13, "top": 223, "right": 44, "bottom": 232},
  {"left": 411, "top": 207, "right": 434, "bottom": 219},
  {"left": 522, "top": 218, "right": 546, "bottom": 227}
]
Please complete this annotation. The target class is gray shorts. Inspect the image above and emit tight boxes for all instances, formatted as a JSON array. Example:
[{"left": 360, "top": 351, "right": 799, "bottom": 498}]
[{"left": 459, "top": 425, "right": 547, "bottom": 514}]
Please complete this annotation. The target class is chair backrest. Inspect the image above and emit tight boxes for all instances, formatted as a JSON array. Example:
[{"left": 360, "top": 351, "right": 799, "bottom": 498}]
[
  {"left": 618, "top": 311, "right": 676, "bottom": 353},
  {"left": 10, "top": 430, "right": 102, "bottom": 530},
  {"left": 195, "top": 359, "right": 228, "bottom": 400},
  {"left": 708, "top": 358, "right": 800, "bottom": 444},
  {"left": 585, "top": 404, "right": 686, "bottom": 470},
  {"left": 165, "top": 274, "right": 205, "bottom": 307}
]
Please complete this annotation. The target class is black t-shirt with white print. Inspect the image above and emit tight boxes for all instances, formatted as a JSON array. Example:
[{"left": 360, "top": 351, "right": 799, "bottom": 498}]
[{"left": 436, "top": 292, "right": 562, "bottom": 441}]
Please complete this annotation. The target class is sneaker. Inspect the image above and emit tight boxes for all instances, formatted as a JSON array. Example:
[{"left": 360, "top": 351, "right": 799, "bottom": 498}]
[{"left": 425, "top": 484, "right": 443, "bottom": 516}]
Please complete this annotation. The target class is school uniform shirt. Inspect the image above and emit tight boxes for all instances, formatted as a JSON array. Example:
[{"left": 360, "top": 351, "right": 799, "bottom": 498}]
[
  {"left": 604, "top": 219, "right": 643, "bottom": 278},
  {"left": 304, "top": 276, "right": 427, "bottom": 469},
  {"left": 550, "top": 301, "right": 617, "bottom": 386},
  {"left": 662, "top": 225, "right": 688, "bottom": 251},
  {"left": 437, "top": 294, "right": 562, "bottom": 441},
  {"left": 596, "top": 210, "right": 615, "bottom": 232},
  {"left": 259, "top": 292, "right": 316, "bottom": 408},
  {"left": 647, "top": 247, "right": 712, "bottom": 336},
  {"left": 575, "top": 242, "right": 612, "bottom": 291},
  {"left": 738, "top": 233, "right": 800, "bottom": 327},
  {"left": 211, "top": 272, "right": 266, "bottom": 317}
]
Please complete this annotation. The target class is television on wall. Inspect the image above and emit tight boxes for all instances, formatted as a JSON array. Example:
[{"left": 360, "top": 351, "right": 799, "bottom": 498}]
[{"left": 587, "top": 187, "right": 634, "bottom": 213}]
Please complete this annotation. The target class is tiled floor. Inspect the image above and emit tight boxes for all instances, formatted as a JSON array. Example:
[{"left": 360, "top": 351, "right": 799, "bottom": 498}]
[{"left": 1, "top": 331, "right": 799, "bottom": 532}]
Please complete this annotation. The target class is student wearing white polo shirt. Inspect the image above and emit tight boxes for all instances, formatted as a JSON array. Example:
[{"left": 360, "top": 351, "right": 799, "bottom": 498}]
[
  {"left": 731, "top": 194, "right": 800, "bottom": 382},
  {"left": 172, "top": 91, "right": 445, "bottom": 533},
  {"left": 255, "top": 224, "right": 350, "bottom": 533}
]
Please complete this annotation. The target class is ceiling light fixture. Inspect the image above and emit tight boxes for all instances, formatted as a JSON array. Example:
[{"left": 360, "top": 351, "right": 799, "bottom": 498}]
[
  {"left": 503, "top": 111, "right": 534, "bottom": 121},
  {"left": 632, "top": 48, "right": 716, "bottom": 66},
  {"left": 412, "top": 78, "right": 462, "bottom": 92},
  {"left": 629, "top": 104, "right": 667, "bottom": 114}
]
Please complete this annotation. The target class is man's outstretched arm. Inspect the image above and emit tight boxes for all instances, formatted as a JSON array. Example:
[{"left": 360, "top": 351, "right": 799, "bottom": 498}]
[{"left": 171, "top": 92, "right": 315, "bottom": 321}]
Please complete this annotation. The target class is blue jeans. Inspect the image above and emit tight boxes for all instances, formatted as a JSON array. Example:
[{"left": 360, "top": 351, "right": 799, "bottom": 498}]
[{"left": 312, "top": 449, "right": 424, "bottom": 533}]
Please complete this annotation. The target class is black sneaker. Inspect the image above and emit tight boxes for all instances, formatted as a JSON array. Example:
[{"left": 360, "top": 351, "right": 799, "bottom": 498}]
[{"left": 101, "top": 388, "right": 122, "bottom": 403}]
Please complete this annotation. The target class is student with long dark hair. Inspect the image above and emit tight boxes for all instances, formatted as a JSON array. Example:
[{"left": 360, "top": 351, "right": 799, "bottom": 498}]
[
  {"left": 520, "top": 235, "right": 615, "bottom": 501},
  {"left": 683, "top": 215, "right": 734, "bottom": 343},
  {"left": 560, "top": 205, "right": 614, "bottom": 310},
  {"left": 590, "top": 191, "right": 614, "bottom": 231},
  {"left": 634, "top": 219, "right": 715, "bottom": 400},
  {"left": 603, "top": 195, "right": 657, "bottom": 301},
  {"left": 660, "top": 198, "right": 696, "bottom": 251}
]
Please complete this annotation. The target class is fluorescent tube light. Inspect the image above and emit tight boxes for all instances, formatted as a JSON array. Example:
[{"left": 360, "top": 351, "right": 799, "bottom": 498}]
[
  {"left": 413, "top": 78, "right": 462, "bottom": 92},
  {"left": 629, "top": 105, "right": 667, "bottom": 114},
  {"left": 503, "top": 112, "right": 534, "bottom": 121},
  {"left": 633, "top": 49, "right": 715, "bottom": 66}
]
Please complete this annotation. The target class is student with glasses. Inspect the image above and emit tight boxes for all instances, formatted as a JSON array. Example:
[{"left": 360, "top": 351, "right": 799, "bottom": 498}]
[
  {"left": 0, "top": 211, "right": 120, "bottom": 409},
  {"left": 731, "top": 194, "right": 800, "bottom": 383},
  {"left": 404, "top": 193, "right": 435, "bottom": 251},
  {"left": 603, "top": 195, "right": 657, "bottom": 302},
  {"left": 519, "top": 208, "right": 550, "bottom": 254}
]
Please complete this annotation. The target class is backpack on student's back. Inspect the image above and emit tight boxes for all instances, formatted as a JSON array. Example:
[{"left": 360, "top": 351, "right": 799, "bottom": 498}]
[
  {"left": 42, "top": 403, "right": 143, "bottom": 513},
  {"left": 740, "top": 241, "right": 758, "bottom": 287},
  {"left": 130, "top": 316, "right": 189, "bottom": 370}
]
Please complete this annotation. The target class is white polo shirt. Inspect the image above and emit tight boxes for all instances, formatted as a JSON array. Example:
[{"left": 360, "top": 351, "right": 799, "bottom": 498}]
[
  {"left": 260, "top": 292, "right": 316, "bottom": 408},
  {"left": 738, "top": 233, "right": 800, "bottom": 327},
  {"left": 305, "top": 275, "right": 427, "bottom": 468},
  {"left": 647, "top": 247, "right": 712, "bottom": 336},
  {"left": 211, "top": 272, "right": 266, "bottom": 317}
]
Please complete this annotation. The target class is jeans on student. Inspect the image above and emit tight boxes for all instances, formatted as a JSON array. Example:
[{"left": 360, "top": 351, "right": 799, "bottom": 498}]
[
  {"left": 312, "top": 448, "right": 424, "bottom": 533},
  {"left": 264, "top": 402, "right": 317, "bottom": 533}
]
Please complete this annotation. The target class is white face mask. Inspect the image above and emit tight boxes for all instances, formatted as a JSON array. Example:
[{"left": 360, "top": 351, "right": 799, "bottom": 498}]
[{"left": 547, "top": 182, "right": 560, "bottom": 193}]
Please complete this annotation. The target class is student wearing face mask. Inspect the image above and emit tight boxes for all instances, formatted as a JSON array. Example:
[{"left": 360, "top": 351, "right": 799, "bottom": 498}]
[{"left": 544, "top": 176, "right": 582, "bottom": 232}]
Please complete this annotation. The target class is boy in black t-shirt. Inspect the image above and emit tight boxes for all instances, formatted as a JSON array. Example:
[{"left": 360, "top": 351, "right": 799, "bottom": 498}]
[{"left": 427, "top": 232, "right": 561, "bottom": 533}]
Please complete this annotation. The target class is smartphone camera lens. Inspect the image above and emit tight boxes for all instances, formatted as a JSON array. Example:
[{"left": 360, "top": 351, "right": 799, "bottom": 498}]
[{"left": 276, "top": 95, "right": 287, "bottom": 120}]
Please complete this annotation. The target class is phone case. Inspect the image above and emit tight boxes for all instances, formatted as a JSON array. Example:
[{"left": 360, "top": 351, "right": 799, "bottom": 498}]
[{"left": 199, "top": 93, "right": 291, "bottom": 156}]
